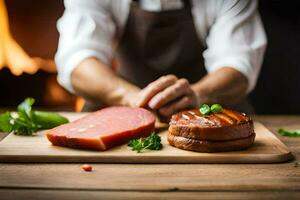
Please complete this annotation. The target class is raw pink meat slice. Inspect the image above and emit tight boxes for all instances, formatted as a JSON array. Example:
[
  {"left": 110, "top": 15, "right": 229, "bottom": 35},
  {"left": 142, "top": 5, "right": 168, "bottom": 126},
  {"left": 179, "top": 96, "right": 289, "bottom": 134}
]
[{"left": 46, "top": 107, "right": 156, "bottom": 151}]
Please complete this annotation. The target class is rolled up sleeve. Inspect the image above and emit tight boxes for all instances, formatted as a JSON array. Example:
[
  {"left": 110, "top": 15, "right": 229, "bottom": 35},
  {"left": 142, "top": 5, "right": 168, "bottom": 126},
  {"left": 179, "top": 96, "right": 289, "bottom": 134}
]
[
  {"left": 203, "top": 0, "right": 267, "bottom": 93},
  {"left": 55, "top": 0, "right": 115, "bottom": 93}
]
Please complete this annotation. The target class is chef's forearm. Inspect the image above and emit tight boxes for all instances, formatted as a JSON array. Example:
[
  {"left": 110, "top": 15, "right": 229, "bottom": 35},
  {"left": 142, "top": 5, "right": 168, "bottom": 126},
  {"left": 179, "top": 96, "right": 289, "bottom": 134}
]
[
  {"left": 71, "top": 57, "right": 140, "bottom": 106},
  {"left": 191, "top": 67, "right": 248, "bottom": 106}
]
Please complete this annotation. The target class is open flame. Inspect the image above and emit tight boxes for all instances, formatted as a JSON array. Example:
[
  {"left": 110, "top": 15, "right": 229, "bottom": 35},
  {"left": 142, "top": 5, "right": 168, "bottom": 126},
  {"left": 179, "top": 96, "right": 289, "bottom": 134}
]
[
  {"left": 0, "top": 0, "right": 56, "bottom": 75},
  {"left": 0, "top": 0, "right": 84, "bottom": 111}
]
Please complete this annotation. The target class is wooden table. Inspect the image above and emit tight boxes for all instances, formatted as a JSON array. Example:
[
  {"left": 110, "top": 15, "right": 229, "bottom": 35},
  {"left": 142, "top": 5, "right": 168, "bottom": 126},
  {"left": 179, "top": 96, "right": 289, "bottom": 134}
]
[{"left": 0, "top": 116, "right": 299, "bottom": 200}]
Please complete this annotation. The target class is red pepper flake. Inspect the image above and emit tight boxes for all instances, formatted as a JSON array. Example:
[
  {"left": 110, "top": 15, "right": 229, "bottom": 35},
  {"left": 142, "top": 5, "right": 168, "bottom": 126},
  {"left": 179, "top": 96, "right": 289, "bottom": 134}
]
[{"left": 82, "top": 164, "right": 92, "bottom": 172}]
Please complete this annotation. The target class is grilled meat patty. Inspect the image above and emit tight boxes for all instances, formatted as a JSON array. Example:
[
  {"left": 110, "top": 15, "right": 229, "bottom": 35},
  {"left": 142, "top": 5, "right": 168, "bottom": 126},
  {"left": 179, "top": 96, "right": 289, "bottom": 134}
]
[
  {"left": 169, "top": 109, "right": 254, "bottom": 141},
  {"left": 168, "top": 133, "right": 255, "bottom": 153},
  {"left": 168, "top": 108, "right": 255, "bottom": 152}
]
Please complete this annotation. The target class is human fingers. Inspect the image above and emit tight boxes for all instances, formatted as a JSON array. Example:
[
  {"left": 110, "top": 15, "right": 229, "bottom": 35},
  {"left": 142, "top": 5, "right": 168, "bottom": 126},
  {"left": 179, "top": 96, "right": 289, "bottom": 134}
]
[
  {"left": 135, "top": 74, "right": 177, "bottom": 107},
  {"left": 148, "top": 78, "right": 192, "bottom": 110}
]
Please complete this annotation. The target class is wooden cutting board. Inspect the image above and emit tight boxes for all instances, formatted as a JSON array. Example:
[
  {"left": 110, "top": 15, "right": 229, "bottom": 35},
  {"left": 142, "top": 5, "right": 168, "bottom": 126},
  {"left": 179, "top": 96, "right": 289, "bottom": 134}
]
[{"left": 0, "top": 113, "right": 293, "bottom": 163}]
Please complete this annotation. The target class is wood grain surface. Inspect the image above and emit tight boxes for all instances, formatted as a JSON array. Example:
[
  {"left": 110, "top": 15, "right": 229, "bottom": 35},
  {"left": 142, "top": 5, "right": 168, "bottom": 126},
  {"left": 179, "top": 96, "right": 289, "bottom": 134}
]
[
  {"left": 0, "top": 189, "right": 299, "bottom": 200},
  {"left": 0, "top": 113, "right": 293, "bottom": 163},
  {"left": 0, "top": 115, "right": 299, "bottom": 199}
]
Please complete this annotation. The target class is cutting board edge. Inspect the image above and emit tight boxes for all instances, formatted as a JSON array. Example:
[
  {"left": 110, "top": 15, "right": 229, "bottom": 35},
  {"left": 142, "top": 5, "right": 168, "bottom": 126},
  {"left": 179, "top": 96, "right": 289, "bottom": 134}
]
[{"left": 0, "top": 151, "right": 294, "bottom": 164}]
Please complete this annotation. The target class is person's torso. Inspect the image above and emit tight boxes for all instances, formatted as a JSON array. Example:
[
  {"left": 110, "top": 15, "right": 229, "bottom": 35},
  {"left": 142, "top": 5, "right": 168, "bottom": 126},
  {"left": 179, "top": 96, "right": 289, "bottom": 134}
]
[
  {"left": 115, "top": 0, "right": 207, "bottom": 87},
  {"left": 109, "top": 0, "right": 217, "bottom": 45},
  {"left": 82, "top": 0, "right": 255, "bottom": 113}
]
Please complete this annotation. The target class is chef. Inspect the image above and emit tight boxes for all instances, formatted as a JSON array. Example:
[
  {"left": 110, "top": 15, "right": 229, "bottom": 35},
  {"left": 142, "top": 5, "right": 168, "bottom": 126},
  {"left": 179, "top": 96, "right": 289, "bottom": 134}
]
[{"left": 56, "top": 0, "right": 266, "bottom": 117}]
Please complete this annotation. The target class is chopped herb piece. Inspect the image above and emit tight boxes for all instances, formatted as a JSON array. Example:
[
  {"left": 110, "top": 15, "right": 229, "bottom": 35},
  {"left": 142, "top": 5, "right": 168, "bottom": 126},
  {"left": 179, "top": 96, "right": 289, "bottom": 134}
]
[
  {"left": 199, "top": 104, "right": 211, "bottom": 115},
  {"left": 210, "top": 104, "right": 223, "bottom": 113},
  {"left": 278, "top": 128, "right": 300, "bottom": 137}
]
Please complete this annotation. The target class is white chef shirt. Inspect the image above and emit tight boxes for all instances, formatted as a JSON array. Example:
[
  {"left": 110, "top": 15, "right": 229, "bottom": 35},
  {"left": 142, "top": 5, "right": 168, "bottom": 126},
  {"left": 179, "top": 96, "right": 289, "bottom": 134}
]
[{"left": 55, "top": 0, "right": 267, "bottom": 94}]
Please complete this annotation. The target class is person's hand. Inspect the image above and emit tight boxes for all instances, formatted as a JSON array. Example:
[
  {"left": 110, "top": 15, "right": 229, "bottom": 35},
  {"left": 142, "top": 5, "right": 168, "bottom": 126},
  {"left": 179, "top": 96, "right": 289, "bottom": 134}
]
[
  {"left": 135, "top": 75, "right": 199, "bottom": 118},
  {"left": 121, "top": 88, "right": 141, "bottom": 107}
]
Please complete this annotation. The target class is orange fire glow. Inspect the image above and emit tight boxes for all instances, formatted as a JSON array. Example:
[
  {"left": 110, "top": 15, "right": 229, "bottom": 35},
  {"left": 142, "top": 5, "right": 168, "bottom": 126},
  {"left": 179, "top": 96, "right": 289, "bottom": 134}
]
[
  {"left": 0, "top": 0, "right": 56, "bottom": 75},
  {"left": 0, "top": 0, "right": 84, "bottom": 111}
]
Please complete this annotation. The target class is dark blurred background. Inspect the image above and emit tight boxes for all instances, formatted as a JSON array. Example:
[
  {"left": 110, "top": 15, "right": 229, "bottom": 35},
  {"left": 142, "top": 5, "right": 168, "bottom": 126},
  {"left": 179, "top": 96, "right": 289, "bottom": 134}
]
[
  {"left": 250, "top": 0, "right": 300, "bottom": 114},
  {"left": 0, "top": 0, "right": 299, "bottom": 114}
]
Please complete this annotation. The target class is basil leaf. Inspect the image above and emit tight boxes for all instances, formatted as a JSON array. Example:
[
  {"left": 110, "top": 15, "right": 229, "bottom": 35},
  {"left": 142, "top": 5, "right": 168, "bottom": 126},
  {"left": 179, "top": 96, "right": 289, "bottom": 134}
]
[
  {"left": 0, "top": 98, "right": 68, "bottom": 135},
  {"left": 0, "top": 112, "right": 13, "bottom": 132},
  {"left": 17, "top": 97, "right": 35, "bottom": 117},
  {"left": 32, "top": 111, "right": 69, "bottom": 129},
  {"left": 211, "top": 104, "right": 223, "bottom": 113},
  {"left": 199, "top": 104, "right": 210, "bottom": 115}
]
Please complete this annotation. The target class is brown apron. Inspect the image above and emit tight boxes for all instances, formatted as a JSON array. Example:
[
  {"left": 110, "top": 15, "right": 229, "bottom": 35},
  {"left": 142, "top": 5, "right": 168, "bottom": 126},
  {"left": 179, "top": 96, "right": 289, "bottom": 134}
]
[
  {"left": 115, "top": 0, "right": 206, "bottom": 88},
  {"left": 83, "top": 0, "right": 254, "bottom": 113}
]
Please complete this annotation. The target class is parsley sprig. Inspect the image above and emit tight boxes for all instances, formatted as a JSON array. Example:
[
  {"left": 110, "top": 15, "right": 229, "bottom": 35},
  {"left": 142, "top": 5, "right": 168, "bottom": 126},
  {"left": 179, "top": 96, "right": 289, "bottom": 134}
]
[{"left": 128, "top": 132, "right": 162, "bottom": 153}]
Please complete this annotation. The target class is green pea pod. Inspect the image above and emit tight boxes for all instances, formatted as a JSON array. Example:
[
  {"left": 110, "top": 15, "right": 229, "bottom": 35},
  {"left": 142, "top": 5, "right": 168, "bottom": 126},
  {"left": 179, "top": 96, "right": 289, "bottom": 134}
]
[{"left": 32, "top": 111, "right": 69, "bottom": 129}]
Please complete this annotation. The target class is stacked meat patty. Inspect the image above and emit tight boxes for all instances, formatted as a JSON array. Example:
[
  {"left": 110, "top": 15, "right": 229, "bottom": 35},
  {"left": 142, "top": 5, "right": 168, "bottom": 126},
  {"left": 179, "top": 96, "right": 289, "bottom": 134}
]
[{"left": 168, "top": 109, "right": 255, "bottom": 152}]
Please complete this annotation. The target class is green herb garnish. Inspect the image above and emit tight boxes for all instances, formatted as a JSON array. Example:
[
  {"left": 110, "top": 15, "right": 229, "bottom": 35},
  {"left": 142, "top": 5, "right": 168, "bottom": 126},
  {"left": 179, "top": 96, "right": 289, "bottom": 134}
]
[
  {"left": 210, "top": 104, "right": 223, "bottom": 113},
  {"left": 199, "top": 104, "right": 211, "bottom": 115},
  {"left": 294, "top": 162, "right": 300, "bottom": 168},
  {"left": 199, "top": 104, "right": 223, "bottom": 115},
  {"left": 128, "top": 132, "right": 162, "bottom": 153},
  {"left": 0, "top": 97, "right": 69, "bottom": 136},
  {"left": 278, "top": 128, "right": 300, "bottom": 137}
]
